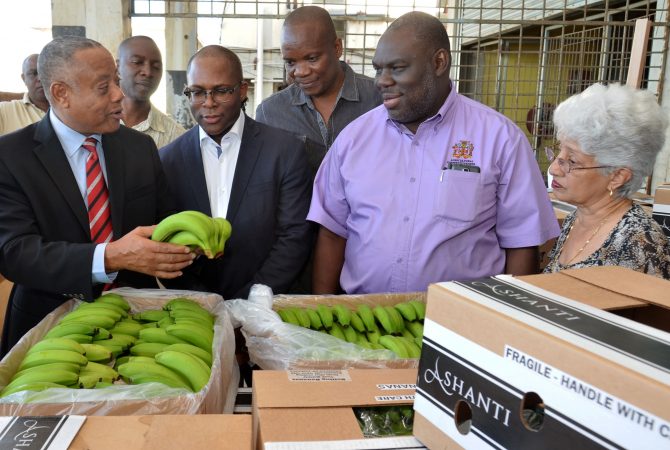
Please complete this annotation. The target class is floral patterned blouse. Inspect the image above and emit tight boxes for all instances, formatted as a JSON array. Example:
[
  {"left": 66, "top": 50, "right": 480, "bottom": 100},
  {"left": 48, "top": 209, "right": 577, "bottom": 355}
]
[{"left": 544, "top": 204, "right": 670, "bottom": 279}]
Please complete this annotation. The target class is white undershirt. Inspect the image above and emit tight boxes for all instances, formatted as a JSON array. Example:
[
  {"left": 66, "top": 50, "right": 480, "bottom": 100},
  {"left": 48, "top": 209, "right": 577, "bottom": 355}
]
[{"left": 199, "top": 113, "right": 245, "bottom": 218}]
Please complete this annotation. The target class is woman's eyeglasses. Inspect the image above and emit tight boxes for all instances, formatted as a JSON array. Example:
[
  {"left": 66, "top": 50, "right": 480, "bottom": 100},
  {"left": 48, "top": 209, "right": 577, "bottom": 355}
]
[{"left": 544, "top": 143, "right": 612, "bottom": 174}]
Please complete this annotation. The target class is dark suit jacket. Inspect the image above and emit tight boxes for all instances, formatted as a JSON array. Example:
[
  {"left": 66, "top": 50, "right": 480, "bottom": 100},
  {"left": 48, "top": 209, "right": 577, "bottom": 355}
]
[
  {"left": 159, "top": 115, "right": 313, "bottom": 300},
  {"left": 0, "top": 115, "right": 175, "bottom": 355}
]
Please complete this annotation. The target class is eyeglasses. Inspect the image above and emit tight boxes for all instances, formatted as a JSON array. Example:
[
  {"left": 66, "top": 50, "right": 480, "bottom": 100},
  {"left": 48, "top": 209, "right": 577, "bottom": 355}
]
[
  {"left": 183, "top": 85, "right": 239, "bottom": 104},
  {"left": 544, "top": 144, "right": 613, "bottom": 174}
]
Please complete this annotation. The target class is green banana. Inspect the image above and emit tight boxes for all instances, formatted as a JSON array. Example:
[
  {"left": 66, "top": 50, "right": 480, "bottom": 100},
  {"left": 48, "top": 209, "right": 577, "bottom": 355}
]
[
  {"left": 342, "top": 323, "right": 358, "bottom": 343},
  {"left": 108, "top": 321, "right": 144, "bottom": 338},
  {"left": 92, "top": 328, "right": 112, "bottom": 340},
  {"left": 167, "top": 230, "right": 211, "bottom": 255},
  {"left": 139, "top": 327, "right": 189, "bottom": 345},
  {"left": 152, "top": 210, "right": 217, "bottom": 258},
  {"left": 328, "top": 322, "right": 346, "bottom": 341},
  {"left": 401, "top": 328, "right": 415, "bottom": 340},
  {"left": 406, "top": 321, "right": 424, "bottom": 339},
  {"left": 117, "top": 361, "right": 192, "bottom": 391},
  {"left": 290, "top": 308, "right": 311, "bottom": 328},
  {"left": 90, "top": 340, "right": 124, "bottom": 357},
  {"left": 27, "top": 337, "right": 85, "bottom": 355},
  {"left": 356, "top": 335, "right": 372, "bottom": 349},
  {"left": 378, "top": 335, "right": 410, "bottom": 358},
  {"left": 331, "top": 304, "right": 352, "bottom": 327},
  {"left": 18, "top": 349, "right": 88, "bottom": 370},
  {"left": 373, "top": 306, "right": 395, "bottom": 334},
  {"left": 11, "top": 362, "right": 81, "bottom": 382},
  {"left": 59, "top": 333, "right": 94, "bottom": 344},
  {"left": 278, "top": 309, "right": 300, "bottom": 326},
  {"left": 45, "top": 322, "right": 98, "bottom": 338},
  {"left": 396, "top": 336, "right": 422, "bottom": 358},
  {"left": 96, "top": 334, "right": 137, "bottom": 349},
  {"left": 316, "top": 305, "right": 334, "bottom": 330},
  {"left": 94, "top": 293, "right": 130, "bottom": 311},
  {"left": 80, "top": 361, "right": 119, "bottom": 380},
  {"left": 59, "top": 313, "right": 117, "bottom": 329},
  {"left": 0, "top": 381, "right": 67, "bottom": 398},
  {"left": 81, "top": 343, "right": 113, "bottom": 363},
  {"left": 356, "top": 305, "right": 378, "bottom": 333},
  {"left": 114, "top": 355, "right": 156, "bottom": 369},
  {"left": 367, "top": 330, "right": 382, "bottom": 345},
  {"left": 5, "top": 368, "right": 79, "bottom": 391},
  {"left": 75, "top": 302, "right": 127, "bottom": 319},
  {"left": 415, "top": 336, "right": 423, "bottom": 348},
  {"left": 165, "top": 324, "right": 213, "bottom": 352},
  {"left": 349, "top": 311, "right": 366, "bottom": 332},
  {"left": 130, "top": 342, "right": 169, "bottom": 357},
  {"left": 78, "top": 374, "right": 109, "bottom": 389},
  {"left": 133, "top": 309, "right": 170, "bottom": 323},
  {"left": 155, "top": 350, "right": 211, "bottom": 392},
  {"left": 157, "top": 316, "right": 175, "bottom": 328},
  {"left": 304, "top": 308, "right": 323, "bottom": 330},
  {"left": 385, "top": 306, "right": 405, "bottom": 333},
  {"left": 409, "top": 300, "right": 426, "bottom": 321},
  {"left": 164, "top": 297, "right": 203, "bottom": 311},
  {"left": 213, "top": 217, "right": 232, "bottom": 256},
  {"left": 394, "top": 302, "right": 417, "bottom": 322},
  {"left": 168, "top": 307, "right": 214, "bottom": 325},
  {"left": 164, "top": 343, "right": 213, "bottom": 367},
  {"left": 95, "top": 381, "right": 115, "bottom": 388}
]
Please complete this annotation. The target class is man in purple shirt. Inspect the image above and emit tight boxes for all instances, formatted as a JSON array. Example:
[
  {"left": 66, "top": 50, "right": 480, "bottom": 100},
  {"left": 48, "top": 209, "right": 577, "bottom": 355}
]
[{"left": 307, "top": 11, "right": 560, "bottom": 294}]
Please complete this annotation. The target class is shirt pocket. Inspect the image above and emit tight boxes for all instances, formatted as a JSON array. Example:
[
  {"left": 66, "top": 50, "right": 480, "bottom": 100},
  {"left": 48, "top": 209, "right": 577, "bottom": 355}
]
[{"left": 433, "top": 169, "right": 482, "bottom": 226}]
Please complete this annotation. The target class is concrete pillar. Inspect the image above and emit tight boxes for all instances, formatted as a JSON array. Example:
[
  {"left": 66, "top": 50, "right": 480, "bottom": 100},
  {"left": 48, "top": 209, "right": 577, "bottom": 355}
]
[
  {"left": 51, "top": 0, "right": 130, "bottom": 53},
  {"left": 165, "top": 3, "right": 198, "bottom": 129}
]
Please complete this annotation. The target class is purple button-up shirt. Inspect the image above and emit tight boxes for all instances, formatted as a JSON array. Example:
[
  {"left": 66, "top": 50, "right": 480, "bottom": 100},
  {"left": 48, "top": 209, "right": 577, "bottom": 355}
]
[{"left": 308, "top": 87, "right": 560, "bottom": 294}]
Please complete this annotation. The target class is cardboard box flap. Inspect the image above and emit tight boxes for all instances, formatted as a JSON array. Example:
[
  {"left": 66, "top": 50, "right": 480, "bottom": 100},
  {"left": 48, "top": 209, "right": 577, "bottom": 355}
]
[
  {"left": 253, "top": 369, "right": 417, "bottom": 409},
  {"left": 561, "top": 266, "right": 670, "bottom": 309}
]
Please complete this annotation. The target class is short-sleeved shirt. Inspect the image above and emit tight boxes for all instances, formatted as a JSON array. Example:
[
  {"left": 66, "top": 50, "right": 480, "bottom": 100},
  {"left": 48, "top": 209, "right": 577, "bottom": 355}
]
[
  {"left": 0, "top": 93, "right": 46, "bottom": 135},
  {"left": 308, "top": 85, "right": 560, "bottom": 294},
  {"left": 128, "top": 105, "right": 186, "bottom": 149},
  {"left": 255, "top": 61, "right": 382, "bottom": 175},
  {"left": 544, "top": 204, "right": 670, "bottom": 278}
]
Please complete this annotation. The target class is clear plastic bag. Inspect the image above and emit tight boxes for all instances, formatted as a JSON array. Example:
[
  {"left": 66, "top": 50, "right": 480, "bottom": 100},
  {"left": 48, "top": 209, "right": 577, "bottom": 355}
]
[
  {"left": 0, "top": 287, "right": 239, "bottom": 415},
  {"left": 225, "top": 286, "right": 424, "bottom": 370}
]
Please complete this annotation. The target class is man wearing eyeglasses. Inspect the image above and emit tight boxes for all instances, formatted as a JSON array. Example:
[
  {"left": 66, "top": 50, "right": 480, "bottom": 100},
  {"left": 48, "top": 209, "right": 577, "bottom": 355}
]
[{"left": 159, "top": 45, "right": 313, "bottom": 300}]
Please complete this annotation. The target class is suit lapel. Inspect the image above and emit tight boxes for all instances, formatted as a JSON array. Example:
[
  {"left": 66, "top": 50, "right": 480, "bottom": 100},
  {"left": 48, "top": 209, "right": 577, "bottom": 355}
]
[
  {"left": 227, "top": 116, "right": 262, "bottom": 222},
  {"left": 185, "top": 127, "right": 213, "bottom": 216},
  {"left": 33, "top": 116, "right": 90, "bottom": 237},
  {"left": 101, "top": 132, "right": 125, "bottom": 239}
]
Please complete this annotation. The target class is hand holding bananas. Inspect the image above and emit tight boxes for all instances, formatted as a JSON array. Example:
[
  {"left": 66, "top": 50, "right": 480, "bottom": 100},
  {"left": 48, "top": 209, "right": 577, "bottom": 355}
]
[{"left": 152, "top": 210, "right": 232, "bottom": 259}]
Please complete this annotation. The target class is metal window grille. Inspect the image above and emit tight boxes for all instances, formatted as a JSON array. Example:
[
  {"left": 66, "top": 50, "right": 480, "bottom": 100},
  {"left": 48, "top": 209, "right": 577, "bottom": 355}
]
[{"left": 133, "top": 0, "right": 669, "bottom": 173}]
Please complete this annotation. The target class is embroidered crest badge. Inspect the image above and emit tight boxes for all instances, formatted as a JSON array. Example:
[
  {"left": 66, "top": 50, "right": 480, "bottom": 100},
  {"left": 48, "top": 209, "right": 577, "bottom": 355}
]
[{"left": 452, "top": 140, "right": 474, "bottom": 159}]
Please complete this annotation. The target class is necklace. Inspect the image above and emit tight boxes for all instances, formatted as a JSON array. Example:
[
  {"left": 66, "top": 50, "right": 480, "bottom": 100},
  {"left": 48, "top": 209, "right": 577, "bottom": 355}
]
[{"left": 561, "top": 207, "right": 619, "bottom": 265}]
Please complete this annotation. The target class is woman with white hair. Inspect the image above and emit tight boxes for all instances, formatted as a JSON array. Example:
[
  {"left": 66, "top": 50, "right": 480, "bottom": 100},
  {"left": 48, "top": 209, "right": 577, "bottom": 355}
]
[{"left": 544, "top": 83, "right": 670, "bottom": 278}]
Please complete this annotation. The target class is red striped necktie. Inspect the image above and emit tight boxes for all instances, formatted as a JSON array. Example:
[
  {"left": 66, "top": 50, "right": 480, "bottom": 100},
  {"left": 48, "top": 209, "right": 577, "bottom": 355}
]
[{"left": 83, "top": 137, "right": 113, "bottom": 244}]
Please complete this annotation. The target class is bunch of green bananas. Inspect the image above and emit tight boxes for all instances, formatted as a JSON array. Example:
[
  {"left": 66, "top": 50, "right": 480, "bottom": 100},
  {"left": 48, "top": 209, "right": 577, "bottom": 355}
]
[
  {"left": 354, "top": 405, "right": 415, "bottom": 437},
  {"left": 276, "top": 299, "right": 426, "bottom": 359},
  {"left": 0, "top": 294, "right": 215, "bottom": 398},
  {"left": 152, "top": 210, "right": 232, "bottom": 259}
]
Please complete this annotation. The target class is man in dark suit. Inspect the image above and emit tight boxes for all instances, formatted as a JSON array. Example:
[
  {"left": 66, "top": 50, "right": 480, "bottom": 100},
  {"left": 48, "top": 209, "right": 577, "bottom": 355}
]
[
  {"left": 159, "top": 45, "right": 313, "bottom": 300},
  {"left": 0, "top": 36, "right": 194, "bottom": 356}
]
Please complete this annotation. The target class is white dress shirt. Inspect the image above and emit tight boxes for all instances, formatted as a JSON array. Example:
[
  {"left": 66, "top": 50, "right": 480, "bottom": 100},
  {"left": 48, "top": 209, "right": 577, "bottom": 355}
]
[
  {"left": 199, "top": 112, "right": 244, "bottom": 218},
  {"left": 50, "top": 109, "right": 116, "bottom": 284}
]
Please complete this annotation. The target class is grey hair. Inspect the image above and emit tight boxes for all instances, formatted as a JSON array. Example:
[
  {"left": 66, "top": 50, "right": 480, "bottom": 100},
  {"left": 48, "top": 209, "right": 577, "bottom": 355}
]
[
  {"left": 38, "top": 36, "right": 104, "bottom": 103},
  {"left": 553, "top": 83, "right": 668, "bottom": 198}
]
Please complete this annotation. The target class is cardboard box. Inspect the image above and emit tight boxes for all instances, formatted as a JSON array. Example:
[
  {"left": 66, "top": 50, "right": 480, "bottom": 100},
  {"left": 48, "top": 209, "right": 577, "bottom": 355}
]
[
  {"left": 0, "top": 288, "right": 239, "bottom": 416},
  {"left": 235, "top": 292, "right": 425, "bottom": 370},
  {"left": 252, "top": 368, "right": 420, "bottom": 449},
  {"left": 414, "top": 267, "right": 670, "bottom": 449},
  {"left": 653, "top": 183, "right": 670, "bottom": 237},
  {"left": 68, "top": 414, "right": 252, "bottom": 449}
]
